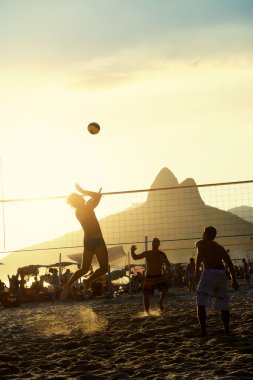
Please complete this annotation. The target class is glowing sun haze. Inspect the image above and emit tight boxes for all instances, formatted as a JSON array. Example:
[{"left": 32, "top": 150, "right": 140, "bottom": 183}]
[{"left": 0, "top": 0, "right": 253, "bottom": 255}]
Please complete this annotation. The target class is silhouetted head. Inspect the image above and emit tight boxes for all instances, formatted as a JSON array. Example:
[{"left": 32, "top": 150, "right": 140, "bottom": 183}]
[
  {"left": 67, "top": 193, "right": 85, "bottom": 208},
  {"left": 152, "top": 237, "right": 160, "bottom": 249},
  {"left": 190, "top": 258, "right": 195, "bottom": 263},
  {"left": 203, "top": 226, "right": 217, "bottom": 241}
]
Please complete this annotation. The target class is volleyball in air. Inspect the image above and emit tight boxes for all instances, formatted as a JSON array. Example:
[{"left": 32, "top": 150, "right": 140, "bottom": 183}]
[{"left": 87, "top": 122, "right": 100, "bottom": 135}]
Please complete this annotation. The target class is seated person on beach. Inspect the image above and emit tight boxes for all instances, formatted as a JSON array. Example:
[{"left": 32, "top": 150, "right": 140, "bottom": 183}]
[
  {"left": 8, "top": 274, "right": 19, "bottom": 294},
  {"left": 0, "top": 279, "right": 6, "bottom": 292},
  {"left": 195, "top": 226, "right": 239, "bottom": 336},
  {"left": 186, "top": 258, "right": 196, "bottom": 293},
  {"left": 19, "top": 274, "right": 27, "bottom": 294},
  {"left": 131, "top": 238, "right": 170, "bottom": 314},
  {"left": 30, "top": 276, "right": 41, "bottom": 296},
  {"left": 49, "top": 268, "right": 61, "bottom": 298},
  {"left": 61, "top": 269, "right": 72, "bottom": 286}
]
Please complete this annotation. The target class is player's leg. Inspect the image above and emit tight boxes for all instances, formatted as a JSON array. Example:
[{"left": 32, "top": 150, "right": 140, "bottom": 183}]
[
  {"left": 221, "top": 309, "right": 230, "bottom": 335},
  {"left": 60, "top": 249, "right": 94, "bottom": 301},
  {"left": 143, "top": 292, "right": 150, "bottom": 314},
  {"left": 215, "top": 274, "right": 230, "bottom": 334},
  {"left": 159, "top": 289, "right": 167, "bottom": 312},
  {"left": 197, "top": 304, "right": 207, "bottom": 336},
  {"left": 84, "top": 244, "right": 109, "bottom": 288}
]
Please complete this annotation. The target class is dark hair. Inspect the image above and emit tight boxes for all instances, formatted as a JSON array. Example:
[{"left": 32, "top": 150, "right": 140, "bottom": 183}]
[
  {"left": 204, "top": 226, "right": 217, "bottom": 240},
  {"left": 66, "top": 193, "right": 84, "bottom": 208}
]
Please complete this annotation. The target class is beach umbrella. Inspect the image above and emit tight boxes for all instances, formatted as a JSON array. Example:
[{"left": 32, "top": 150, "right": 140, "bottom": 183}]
[
  {"left": 47, "top": 261, "right": 78, "bottom": 268},
  {"left": 17, "top": 264, "right": 46, "bottom": 276}
]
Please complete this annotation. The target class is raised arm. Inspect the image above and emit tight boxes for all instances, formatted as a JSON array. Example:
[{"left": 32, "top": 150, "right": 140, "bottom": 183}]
[
  {"left": 131, "top": 245, "right": 146, "bottom": 260},
  {"left": 76, "top": 184, "right": 102, "bottom": 197},
  {"left": 75, "top": 184, "right": 102, "bottom": 209}
]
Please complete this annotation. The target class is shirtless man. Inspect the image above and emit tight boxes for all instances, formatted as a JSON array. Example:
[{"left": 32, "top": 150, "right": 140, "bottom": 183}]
[
  {"left": 131, "top": 238, "right": 170, "bottom": 314},
  {"left": 60, "top": 184, "right": 108, "bottom": 302},
  {"left": 195, "top": 226, "right": 239, "bottom": 336},
  {"left": 186, "top": 258, "right": 196, "bottom": 293}
]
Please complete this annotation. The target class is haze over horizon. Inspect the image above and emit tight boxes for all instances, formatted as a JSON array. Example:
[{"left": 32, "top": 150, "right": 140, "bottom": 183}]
[{"left": 1, "top": 1, "right": 253, "bottom": 258}]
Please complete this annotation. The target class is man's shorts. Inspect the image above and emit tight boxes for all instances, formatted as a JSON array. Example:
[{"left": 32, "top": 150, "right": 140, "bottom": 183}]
[
  {"left": 143, "top": 275, "right": 168, "bottom": 295},
  {"left": 197, "top": 269, "right": 229, "bottom": 310},
  {"left": 84, "top": 237, "right": 105, "bottom": 251}
]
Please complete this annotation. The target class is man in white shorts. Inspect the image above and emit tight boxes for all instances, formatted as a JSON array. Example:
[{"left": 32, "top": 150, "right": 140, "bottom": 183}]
[{"left": 195, "top": 226, "right": 238, "bottom": 336}]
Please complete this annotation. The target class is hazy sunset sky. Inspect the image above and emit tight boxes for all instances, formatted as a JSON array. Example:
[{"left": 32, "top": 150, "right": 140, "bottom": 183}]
[{"left": 0, "top": 0, "right": 253, "bottom": 253}]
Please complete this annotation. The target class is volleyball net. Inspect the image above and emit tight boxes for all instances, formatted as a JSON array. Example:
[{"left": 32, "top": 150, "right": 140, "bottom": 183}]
[{"left": 0, "top": 179, "right": 253, "bottom": 264}]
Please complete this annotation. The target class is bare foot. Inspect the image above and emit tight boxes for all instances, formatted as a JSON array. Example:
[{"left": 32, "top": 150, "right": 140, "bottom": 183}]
[{"left": 60, "top": 284, "right": 70, "bottom": 302}]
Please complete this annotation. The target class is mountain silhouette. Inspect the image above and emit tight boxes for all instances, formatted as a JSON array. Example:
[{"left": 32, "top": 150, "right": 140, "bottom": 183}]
[
  {"left": 98, "top": 168, "right": 253, "bottom": 259},
  {"left": 150, "top": 167, "right": 178, "bottom": 188},
  {"left": 1, "top": 167, "right": 253, "bottom": 282},
  {"left": 228, "top": 206, "right": 253, "bottom": 224}
]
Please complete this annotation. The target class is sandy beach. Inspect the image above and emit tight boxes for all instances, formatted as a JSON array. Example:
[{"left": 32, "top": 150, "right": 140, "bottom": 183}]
[{"left": 1, "top": 284, "right": 253, "bottom": 380}]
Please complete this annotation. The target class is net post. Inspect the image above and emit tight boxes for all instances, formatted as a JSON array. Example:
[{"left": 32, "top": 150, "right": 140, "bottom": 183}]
[
  {"left": 107, "top": 264, "right": 112, "bottom": 296},
  {"left": 59, "top": 252, "right": 62, "bottom": 285},
  {"left": 145, "top": 236, "right": 148, "bottom": 250},
  {"left": 128, "top": 251, "right": 132, "bottom": 294}
]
